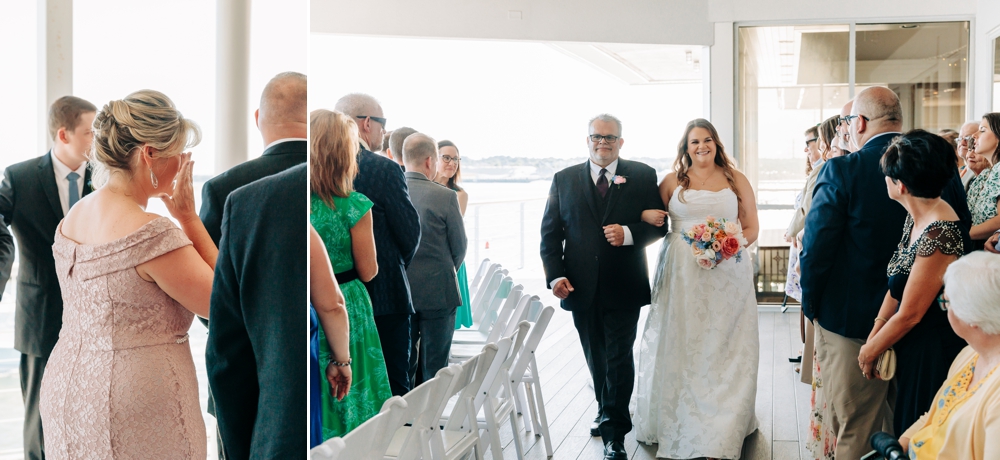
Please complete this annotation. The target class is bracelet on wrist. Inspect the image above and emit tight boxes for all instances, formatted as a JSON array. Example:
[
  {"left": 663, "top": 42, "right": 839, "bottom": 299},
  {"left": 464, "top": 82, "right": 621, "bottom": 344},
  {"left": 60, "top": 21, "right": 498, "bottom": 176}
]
[
  {"left": 329, "top": 357, "right": 351, "bottom": 367},
  {"left": 874, "top": 316, "right": 888, "bottom": 324}
]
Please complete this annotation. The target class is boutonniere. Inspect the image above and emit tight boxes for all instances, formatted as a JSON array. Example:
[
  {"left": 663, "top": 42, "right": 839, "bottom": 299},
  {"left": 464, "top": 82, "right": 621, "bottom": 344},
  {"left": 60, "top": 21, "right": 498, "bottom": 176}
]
[{"left": 611, "top": 175, "right": 627, "bottom": 188}]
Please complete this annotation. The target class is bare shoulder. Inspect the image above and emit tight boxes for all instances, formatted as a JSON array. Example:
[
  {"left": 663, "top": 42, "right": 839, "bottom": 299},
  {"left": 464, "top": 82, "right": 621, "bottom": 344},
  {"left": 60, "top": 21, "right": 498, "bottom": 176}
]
[
  {"left": 731, "top": 169, "right": 753, "bottom": 189},
  {"left": 661, "top": 172, "right": 679, "bottom": 190}
]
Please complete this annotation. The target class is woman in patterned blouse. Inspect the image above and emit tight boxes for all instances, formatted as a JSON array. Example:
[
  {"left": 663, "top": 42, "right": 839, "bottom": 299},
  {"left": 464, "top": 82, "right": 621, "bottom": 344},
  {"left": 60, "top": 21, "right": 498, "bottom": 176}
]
[
  {"left": 858, "top": 130, "right": 968, "bottom": 434},
  {"left": 968, "top": 113, "right": 1000, "bottom": 247}
]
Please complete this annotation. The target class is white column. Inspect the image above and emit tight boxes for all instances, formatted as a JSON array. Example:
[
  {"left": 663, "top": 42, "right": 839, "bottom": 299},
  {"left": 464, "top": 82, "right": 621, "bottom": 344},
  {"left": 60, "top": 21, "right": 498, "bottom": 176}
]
[
  {"left": 215, "top": 0, "right": 252, "bottom": 173},
  {"left": 709, "top": 22, "right": 735, "bottom": 160},
  {"left": 37, "top": 0, "right": 73, "bottom": 154}
]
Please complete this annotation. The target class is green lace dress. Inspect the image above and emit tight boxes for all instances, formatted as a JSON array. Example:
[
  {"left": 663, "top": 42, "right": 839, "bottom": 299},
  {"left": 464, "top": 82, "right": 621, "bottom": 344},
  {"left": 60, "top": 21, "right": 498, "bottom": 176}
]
[{"left": 311, "top": 192, "right": 392, "bottom": 440}]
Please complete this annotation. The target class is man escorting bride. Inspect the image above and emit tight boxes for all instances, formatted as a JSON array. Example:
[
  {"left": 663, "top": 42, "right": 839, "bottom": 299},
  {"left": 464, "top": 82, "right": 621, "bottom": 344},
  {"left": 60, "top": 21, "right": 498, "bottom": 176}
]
[
  {"left": 634, "top": 118, "right": 760, "bottom": 459},
  {"left": 542, "top": 115, "right": 759, "bottom": 460}
]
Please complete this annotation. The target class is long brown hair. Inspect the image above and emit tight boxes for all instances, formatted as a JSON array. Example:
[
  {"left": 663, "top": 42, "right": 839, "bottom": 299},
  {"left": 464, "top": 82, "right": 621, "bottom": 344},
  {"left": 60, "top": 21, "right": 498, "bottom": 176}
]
[
  {"left": 310, "top": 109, "right": 358, "bottom": 208},
  {"left": 818, "top": 115, "right": 839, "bottom": 160},
  {"left": 674, "top": 118, "right": 743, "bottom": 214},
  {"left": 983, "top": 113, "right": 1000, "bottom": 165}
]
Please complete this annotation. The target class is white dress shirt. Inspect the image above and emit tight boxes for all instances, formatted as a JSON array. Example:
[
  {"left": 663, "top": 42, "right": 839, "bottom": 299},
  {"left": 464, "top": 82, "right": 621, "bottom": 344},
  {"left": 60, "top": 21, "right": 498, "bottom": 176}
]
[
  {"left": 50, "top": 152, "right": 87, "bottom": 216},
  {"left": 550, "top": 159, "right": 635, "bottom": 289}
]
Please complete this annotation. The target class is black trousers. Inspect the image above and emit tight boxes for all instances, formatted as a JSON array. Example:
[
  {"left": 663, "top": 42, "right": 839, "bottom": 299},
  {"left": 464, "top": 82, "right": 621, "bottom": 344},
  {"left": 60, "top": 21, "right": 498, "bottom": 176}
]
[
  {"left": 374, "top": 312, "right": 412, "bottom": 396},
  {"left": 571, "top": 300, "right": 641, "bottom": 443},
  {"left": 409, "top": 308, "right": 458, "bottom": 388},
  {"left": 20, "top": 353, "right": 47, "bottom": 460}
]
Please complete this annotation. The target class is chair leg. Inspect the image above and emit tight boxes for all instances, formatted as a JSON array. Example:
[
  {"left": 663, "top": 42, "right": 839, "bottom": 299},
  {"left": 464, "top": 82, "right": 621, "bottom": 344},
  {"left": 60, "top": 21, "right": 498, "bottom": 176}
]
[
  {"left": 516, "top": 383, "right": 532, "bottom": 431},
  {"left": 483, "top": 400, "right": 503, "bottom": 460},
  {"left": 508, "top": 413, "right": 524, "bottom": 459},
  {"left": 532, "top": 381, "right": 553, "bottom": 456},
  {"left": 524, "top": 382, "right": 541, "bottom": 433}
]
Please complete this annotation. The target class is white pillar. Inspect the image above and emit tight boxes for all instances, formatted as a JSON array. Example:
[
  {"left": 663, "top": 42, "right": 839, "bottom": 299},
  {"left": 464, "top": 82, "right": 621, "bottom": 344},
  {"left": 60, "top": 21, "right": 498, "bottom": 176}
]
[
  {"left": 37, "top": 0, "right": 73, "bottom": 154},
  {"left": 215, "top": 0, "right": 252, "bottom": 173},
  {"left": 709, "top": 22, "right": 735, "bottom": 160}
]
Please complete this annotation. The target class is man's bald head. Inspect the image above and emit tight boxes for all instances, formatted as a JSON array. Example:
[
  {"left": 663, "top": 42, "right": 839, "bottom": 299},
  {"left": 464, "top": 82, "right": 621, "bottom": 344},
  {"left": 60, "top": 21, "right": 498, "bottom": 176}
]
[
  {"left": 257, "top": 71, "right": 307, "bottom": 145},
  {"left": 389, "top": 127, "right": 417, "bottom": 167},
  {"left": 334, "top": 93, "right": 384, "bottom": 149},
  {"left": 850, "top": 86, "right": 903, "bottom": 149},
  {"left": 403, "top": 133, "right": 438, "bottom": 166}
]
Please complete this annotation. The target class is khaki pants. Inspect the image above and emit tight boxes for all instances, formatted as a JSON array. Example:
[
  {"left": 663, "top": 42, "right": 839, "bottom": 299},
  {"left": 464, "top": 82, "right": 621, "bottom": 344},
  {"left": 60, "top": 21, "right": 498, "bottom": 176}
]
[{"left": 814, "top": 321, "right": 895, "bottom": 460}]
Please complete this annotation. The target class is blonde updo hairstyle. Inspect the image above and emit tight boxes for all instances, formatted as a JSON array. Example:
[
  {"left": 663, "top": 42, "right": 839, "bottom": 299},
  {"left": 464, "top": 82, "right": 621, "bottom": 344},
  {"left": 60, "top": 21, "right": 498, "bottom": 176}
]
[{"left": 91, "top": 90, "right": 201, "bottom": 186}]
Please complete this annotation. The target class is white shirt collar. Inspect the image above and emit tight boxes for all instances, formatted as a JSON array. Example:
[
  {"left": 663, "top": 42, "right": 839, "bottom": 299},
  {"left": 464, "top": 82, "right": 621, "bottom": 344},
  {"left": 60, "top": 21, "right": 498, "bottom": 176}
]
[
  {"left": 51, "top": 151, "right": 87, "bottom": 178},
  {"left": 359, "top": 137, "right": 371, "bottom": 151},
  {"left": 263, "top": 137, "right": 307, "bottom": 151},
  {"left": 589, "top": 158, "right": 618, "bottom": 182}
]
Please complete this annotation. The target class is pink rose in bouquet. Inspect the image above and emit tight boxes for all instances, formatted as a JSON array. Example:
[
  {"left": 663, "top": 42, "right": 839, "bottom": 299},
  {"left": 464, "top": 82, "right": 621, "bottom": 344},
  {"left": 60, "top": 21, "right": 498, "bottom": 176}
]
[
  {"left": 711, "top": 241, "right": 722, "bottom": 252},
  {"left": 724, "top": 221, "right": 740, "bottom": 235}
]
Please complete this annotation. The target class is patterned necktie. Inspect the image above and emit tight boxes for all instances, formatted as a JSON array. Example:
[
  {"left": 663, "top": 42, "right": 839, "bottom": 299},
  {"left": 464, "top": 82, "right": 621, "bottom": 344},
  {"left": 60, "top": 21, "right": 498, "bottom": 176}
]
[
  {"left": 596, "top": 168, "right": 609, "bottom": 198},
  {"left": 67, "top": 172, "right": 80, "bottom": 209}
]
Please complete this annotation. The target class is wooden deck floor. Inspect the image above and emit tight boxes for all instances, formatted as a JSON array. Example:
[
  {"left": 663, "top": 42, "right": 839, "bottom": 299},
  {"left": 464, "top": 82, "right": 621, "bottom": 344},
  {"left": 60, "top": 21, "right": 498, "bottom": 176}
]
[{"left": 492, "top": 281, "right": 812, "bottom": 460}]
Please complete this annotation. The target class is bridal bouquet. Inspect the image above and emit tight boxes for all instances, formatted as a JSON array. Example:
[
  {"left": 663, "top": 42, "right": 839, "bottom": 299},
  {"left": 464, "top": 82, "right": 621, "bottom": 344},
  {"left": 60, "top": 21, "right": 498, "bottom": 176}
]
[{"left": 681, "top": 216, "right": 747, "bottom": 270}]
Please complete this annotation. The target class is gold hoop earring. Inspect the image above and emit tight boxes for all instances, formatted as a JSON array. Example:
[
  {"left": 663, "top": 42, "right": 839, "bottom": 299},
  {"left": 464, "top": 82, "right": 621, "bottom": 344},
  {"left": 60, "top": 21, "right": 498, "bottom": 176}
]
[{"left": 150, "top": 169, "right": 159, "bottom": 189}]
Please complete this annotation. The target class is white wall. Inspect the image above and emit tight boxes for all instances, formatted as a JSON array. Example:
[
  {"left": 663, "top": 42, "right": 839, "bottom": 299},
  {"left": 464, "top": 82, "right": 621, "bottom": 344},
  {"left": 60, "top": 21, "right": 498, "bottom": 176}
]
[
  {"left": 975, "top": 0, "right": 1000, "bottom": 116},
  {"left": 312, "top": 0, "right": 714, "bottom": 46}
]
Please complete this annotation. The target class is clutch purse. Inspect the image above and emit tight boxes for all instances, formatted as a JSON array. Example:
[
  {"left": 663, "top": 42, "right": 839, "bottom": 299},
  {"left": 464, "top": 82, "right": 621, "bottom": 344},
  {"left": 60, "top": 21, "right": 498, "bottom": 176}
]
[{"left": 875, "top": 348, "right": 896, "bottom": 381}]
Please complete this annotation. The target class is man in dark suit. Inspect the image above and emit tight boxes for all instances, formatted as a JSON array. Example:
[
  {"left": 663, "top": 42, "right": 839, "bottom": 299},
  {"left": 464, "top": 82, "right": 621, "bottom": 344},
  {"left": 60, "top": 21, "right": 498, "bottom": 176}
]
[
  {"left": 206, "top": 163, "right": 307, "bottom": 460},
  {"left": 800, "top": 86, "right": 971, "bottom": 460},
  {"left": 540, "top": 114, "right": 666, "bottom": 460},
  {"left": 335, "top": 93, "right": 421, "bottom": 396},
  {"left": 200, "top": 71, "right": 307, "bottom": 245},
  {"left": 401, "top": 133, "right": 467, "bottom": 386},
  {"left": 0, "top": 96, "right": 96, "bottom": 460}
]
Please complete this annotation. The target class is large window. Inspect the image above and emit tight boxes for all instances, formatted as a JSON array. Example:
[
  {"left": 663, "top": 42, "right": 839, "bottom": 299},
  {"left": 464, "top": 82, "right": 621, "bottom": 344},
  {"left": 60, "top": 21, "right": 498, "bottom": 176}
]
[
  {"left": 994, "top": 37, "right": 1000, "bottom": 111},
  {"left": 738, "top": 21, "right": 970, "bottom": 245}
]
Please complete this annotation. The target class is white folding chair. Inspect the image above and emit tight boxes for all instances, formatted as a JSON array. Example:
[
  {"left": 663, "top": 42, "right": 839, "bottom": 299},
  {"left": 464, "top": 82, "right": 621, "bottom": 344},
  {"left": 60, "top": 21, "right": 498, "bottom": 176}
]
[
  {"left": 451, "top": 285, "right": 523, "bottom": 347},
  {"left": 384, "top": 367, "right": 458, "bottom": 460},
  {"left": 468, "top": 276, "right": 513, "bottom": 335},
  {"left": 311, "top": 397, "right": 408, "bottom": 460},
  {"left": 469, "top": 259, "right": 492, "bottom": 294},
  {"left": 510, "top": 306, "right": 555, "bottom": 456},
  {"left": 469, "top": 264, "right": 500, "bottom": 315},
  {"left": 479, "top": 321, "right": 531, "bottom": 460},
  {"left": 430, "top": 350, "right": 493, "bottom": 460}
]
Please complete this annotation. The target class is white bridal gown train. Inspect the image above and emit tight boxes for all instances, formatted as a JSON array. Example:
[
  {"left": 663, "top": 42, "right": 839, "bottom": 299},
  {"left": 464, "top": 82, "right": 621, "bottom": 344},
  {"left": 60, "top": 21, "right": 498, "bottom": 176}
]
[{"left": 633, "top": 186, "right": 759, "bottom": 459}]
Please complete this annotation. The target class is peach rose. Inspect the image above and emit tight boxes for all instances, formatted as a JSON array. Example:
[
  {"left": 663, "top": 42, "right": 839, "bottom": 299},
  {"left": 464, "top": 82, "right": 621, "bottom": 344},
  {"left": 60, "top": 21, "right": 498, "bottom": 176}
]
[
  {"left": 721, "top": 236, "right": 741, "bottom": 258},
  {"left": 711, "top": 241, "right": 722, "bottom": 252},
  {"left": 725, "top": 221, "right": 740, "bottom": 235},
  {"left": 696, "top": 254, "right": 715, "bottom": 269},
  {"left": 700, "top": 231, "right": 712, "bottom": 242}
]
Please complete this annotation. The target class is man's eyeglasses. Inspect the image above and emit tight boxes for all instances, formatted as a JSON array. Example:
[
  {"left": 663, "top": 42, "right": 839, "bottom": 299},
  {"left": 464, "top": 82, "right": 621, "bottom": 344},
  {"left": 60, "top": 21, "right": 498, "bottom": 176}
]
[
  {"left": 440, "top": 155, "right": 461, "bottom": 164},
  {"left": 842, "top": 114, "right": 870, "bottom": 125},
  {"left": 960, "top": 135, "right": 976, "bottom": 148},
  {"left": 589, "top": 134, "right": 620, "bottom": 144},
  {"left": 805, "top": 138, "right": 818, "bottom": 147},
  {"left": 356, "top": 115, "right": 387, "bottom": 129},
  {"left": 937, "top": 294, "right": 950, "bottom": 312}
]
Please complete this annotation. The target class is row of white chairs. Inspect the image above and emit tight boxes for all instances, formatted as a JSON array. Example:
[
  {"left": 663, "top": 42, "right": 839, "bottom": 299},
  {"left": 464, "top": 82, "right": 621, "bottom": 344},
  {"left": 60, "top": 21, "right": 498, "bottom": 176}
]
[{"left": 310, "top": 259, "right": 555, "bottom": 460}]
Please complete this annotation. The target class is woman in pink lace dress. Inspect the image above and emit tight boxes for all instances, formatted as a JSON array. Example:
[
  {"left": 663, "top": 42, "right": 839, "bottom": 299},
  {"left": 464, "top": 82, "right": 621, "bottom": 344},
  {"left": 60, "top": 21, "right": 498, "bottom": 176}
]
[{"left": 39, "top": 90, "right": 217, "bottom": 458}]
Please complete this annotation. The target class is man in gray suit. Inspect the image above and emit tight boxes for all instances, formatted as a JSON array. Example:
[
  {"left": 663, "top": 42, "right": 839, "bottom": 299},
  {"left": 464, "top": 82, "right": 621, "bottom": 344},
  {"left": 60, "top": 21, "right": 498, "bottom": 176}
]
[{"left": 402, "top": 133, "right": 468, "bottom": 386}]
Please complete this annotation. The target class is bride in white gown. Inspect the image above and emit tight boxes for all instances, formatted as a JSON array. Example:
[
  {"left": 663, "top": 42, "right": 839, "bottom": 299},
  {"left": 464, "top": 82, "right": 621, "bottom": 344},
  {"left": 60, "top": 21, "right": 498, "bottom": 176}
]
[{"left": 633, "top": 118, "right": 760, "bottom": 459}]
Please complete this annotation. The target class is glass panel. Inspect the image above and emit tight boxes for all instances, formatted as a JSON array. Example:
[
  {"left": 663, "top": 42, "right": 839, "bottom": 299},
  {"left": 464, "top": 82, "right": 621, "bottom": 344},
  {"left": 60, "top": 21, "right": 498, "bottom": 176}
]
[
  {"left": 738, "top": 25, "right": 850, "bottom": 247},
  {"left": 994, "top": 37, "right": 1000, "bottom": 111},
  {"left": 855, "top": 22, "right": 969, "bottom": 133}
]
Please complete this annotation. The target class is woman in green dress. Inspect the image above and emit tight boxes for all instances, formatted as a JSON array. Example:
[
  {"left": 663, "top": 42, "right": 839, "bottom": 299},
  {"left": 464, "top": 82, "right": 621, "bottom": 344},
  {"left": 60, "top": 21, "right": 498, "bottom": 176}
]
[
  {"left": 434, "top": 140, "right": 473, "bottom": 329},
  {"left": 310, "top": 109, "right": 391, "bottom": 439}
]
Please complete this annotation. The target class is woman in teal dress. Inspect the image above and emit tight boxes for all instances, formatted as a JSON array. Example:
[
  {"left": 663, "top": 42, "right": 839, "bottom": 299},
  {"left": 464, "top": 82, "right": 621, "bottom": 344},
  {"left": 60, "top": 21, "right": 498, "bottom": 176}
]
[
  {"left": 310, "top": 109, "right": 391, "bottom": 439},
  {"left": 434, "top": 140, "right": 473, "bottom": 329}
]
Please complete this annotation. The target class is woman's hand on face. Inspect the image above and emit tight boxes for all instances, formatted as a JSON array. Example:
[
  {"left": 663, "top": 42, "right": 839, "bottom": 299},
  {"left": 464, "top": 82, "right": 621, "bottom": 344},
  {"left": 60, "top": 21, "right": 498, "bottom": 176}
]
[
  {"left": 159, "top": 153, "right": 198, "bottom": 222},
  {"left": 642, "top": 209, "right": 669, "bottom": 227}
]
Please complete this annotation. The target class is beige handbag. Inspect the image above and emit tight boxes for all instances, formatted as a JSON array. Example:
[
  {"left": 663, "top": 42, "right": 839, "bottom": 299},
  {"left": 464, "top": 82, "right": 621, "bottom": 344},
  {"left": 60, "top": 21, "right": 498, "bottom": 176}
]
[{"left": 875, "top": 348, "right": 896, "bottom": 381}]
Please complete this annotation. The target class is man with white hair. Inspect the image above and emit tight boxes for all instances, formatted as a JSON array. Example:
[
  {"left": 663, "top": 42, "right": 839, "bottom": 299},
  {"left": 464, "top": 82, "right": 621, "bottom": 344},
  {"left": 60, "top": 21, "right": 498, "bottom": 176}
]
[
  {"left": 957, "top": 121, "right": 980, "bottom": 188},
  {"left": 334, "top": 93, "right": 421, "bottom": 396},
  {"left": 800, "top": 86, "right": 972, "bottom": 459},
  {"left": 837, "top": 99, "right": 855, "bottom": 152}
]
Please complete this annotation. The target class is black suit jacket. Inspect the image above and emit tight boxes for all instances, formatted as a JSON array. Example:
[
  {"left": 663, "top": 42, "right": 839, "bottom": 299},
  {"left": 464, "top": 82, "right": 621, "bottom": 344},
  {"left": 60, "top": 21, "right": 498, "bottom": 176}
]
[
  {"left": 800, "top": 133, "right": 971, "bottom": 340},
  {"left": 353, "top": 146, "right": 421, "bottom": 316},
  {"left": 0, "top": 152, "right": 92, "bottom": 357},
  {"left": 206, "top": 164, "right": 307, "bottom": 460},
  {"left": 200, "top": 140, "right": 307, "bottom": 245},
  {"left": 540, "top": 159, "right": 667, "bottom": 311}
]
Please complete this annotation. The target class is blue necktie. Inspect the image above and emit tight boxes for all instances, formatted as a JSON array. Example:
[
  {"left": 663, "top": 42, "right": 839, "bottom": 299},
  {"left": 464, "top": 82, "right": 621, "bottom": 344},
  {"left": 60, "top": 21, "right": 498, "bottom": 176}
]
[{"left": 67, "top": 172, "right": 80, "bottom": 209}]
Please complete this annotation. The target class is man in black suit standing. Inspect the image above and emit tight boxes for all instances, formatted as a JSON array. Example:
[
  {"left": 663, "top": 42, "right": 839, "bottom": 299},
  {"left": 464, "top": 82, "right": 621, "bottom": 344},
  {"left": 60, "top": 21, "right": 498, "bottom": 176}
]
[
  {"left": 334, "top": 93, "right": 421, "bottom": 396},
  {"left": 799, "top": 86, "right": 971, "bottom": 459},
  {"left": 0, "top": 96, "right": 96, "bottom": 460},
  {"left": 206, "top": 163, "right": 307, "bottom": 460},
  {"left": 540, "top": 114, "right": 666, "bottom": 460},
  {"left": 200, "top": 71, "right": 307, "bottom": 245}
]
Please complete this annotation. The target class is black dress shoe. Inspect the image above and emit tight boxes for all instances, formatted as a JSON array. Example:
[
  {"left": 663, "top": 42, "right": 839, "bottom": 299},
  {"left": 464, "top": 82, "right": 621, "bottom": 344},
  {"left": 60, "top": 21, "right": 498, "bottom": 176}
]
[
  {"left": 590, "top": 415, "right": 601, "bottom": 437},
  {"left": 603, "top": 440, "right": 627, "bottom": 460}
]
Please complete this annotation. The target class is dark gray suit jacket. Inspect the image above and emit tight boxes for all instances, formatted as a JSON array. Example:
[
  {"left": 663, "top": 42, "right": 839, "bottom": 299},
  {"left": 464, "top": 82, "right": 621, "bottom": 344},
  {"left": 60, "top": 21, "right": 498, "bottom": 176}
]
[
  {"left": 404, "top": 172, "right": 467, "bottom": 312},
  {"left": 0, "top": 152, "right": 91, "bottom": 357},
  {"left": 206, "top": 164, "right": 307, "bottom": 460}
]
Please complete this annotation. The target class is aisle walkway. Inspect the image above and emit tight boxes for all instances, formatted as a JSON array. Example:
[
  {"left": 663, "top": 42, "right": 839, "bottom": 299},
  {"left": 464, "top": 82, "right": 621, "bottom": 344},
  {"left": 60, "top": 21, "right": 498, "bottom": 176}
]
[{"left": 494, "top": 279, "right": 812, "bottom": 460}]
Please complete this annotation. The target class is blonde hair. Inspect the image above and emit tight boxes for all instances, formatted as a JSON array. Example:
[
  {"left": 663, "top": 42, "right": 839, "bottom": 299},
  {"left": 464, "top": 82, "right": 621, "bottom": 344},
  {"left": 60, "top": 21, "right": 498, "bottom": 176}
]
[
  {"left": 91, "top": 90, "right": 201, "bottom": 185},
  {"left": 310, "top": 109, "right": 358, "bottom": 208},
  {"left": 674, "top": 118, "right": 743, "bottom": 214}
]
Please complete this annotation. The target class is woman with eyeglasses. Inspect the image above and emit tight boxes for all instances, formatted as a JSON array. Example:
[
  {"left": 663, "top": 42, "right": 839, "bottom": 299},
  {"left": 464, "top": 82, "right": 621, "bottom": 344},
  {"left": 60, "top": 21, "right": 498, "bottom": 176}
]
[
  {"left": 967, "top": 114, "right": 1000, "bottom": 249},
  {"left": 895, "top": 251, "right": 1000, "bottom": 459},
  {"left": 433, "top": 140, "right": 472, "bottom": 329},
  {"left": 857, "top": 130, "right": 969, "bottom": 435}
]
